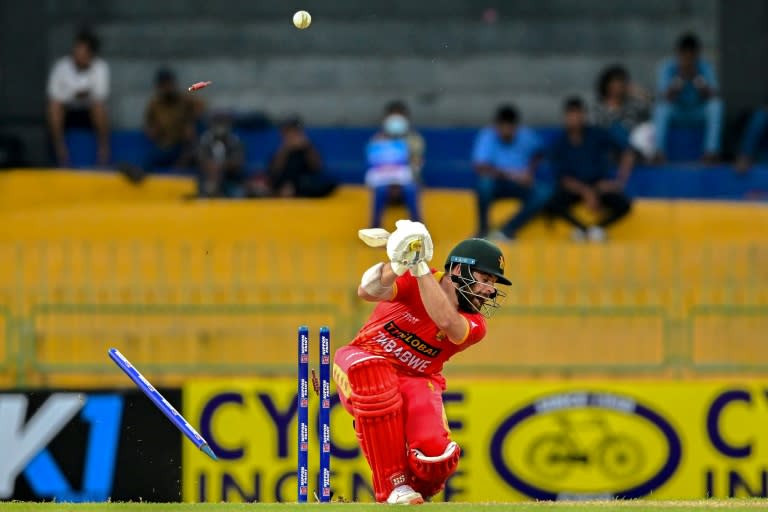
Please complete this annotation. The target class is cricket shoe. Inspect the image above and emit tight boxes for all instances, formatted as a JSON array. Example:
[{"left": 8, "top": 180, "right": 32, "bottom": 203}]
[{"left": 386, "top": 484, "right": 424, "bottom": 505}]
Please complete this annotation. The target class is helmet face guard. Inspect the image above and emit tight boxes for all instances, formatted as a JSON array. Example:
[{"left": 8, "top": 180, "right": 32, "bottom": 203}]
[{"left": 447, "top": 261, "right": 507, "bottom": 318}]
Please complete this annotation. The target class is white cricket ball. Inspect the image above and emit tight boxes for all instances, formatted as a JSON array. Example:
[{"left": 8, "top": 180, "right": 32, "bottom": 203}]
[{"left": 293, "top": 10, "right": 312, "bottom": 29}]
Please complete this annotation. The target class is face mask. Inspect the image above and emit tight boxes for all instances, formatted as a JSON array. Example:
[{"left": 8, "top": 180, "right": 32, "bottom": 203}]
[{"left": 383, "top": 114, "right": 409, "bottom": 137}]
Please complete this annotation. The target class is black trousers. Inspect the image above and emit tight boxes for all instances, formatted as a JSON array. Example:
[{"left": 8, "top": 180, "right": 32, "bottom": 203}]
[{"left": 546, "top": 187, "right": 632, "bottom": 231}]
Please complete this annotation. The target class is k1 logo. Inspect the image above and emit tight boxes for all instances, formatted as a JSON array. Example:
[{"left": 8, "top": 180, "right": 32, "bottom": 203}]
[{"left": 0, "top": 393, "right": 123, "bottom": 502}]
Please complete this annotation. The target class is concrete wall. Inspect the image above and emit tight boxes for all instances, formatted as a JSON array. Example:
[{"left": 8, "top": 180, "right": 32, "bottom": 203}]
[
  {"left": 45, "top": 0, "right": 719, "bottom": 128},
  {"left": 718, "top": 0, "right": 768, "bottom": 115},
  {"left": 0, "top": 0, "right": 50, "bottom": 164}
]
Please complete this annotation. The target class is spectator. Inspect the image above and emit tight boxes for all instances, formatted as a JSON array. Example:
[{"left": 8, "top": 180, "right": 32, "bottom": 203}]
[
  {"left": 384, "top": 100, "right": 426, "bottom": 182},
  {"left": 594, "top": 64, "right": 654, "bottom": 159},
  {"left": 47, "top": 28, "right": 110, "bottom": 167},
  {"left": 364, "top": 106, "right": 422, "bottom": 227},
  {"left": 197, "top": 112, "right": 246, "bottom": 198},
  {"left": 143, "top": 68, "right": 202, "bottom": 172},
  {"left": 652, "top": 32, "right": 723, "bottom": 163},
  {"left": 266, "top": 116, "right": 336, "bottom": 197},
  {"left": 735, "top": 103, "right": 768, "bottom": 172},
  {"left": 547, "top": 97, "right": 634, "bottom": 242},
  {"left": 472, "top": 104, "right": 551, "bottom": 241}
]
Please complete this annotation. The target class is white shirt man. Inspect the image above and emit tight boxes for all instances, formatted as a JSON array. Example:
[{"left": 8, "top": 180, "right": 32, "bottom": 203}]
[
  {"left": 47, "top": 55, "right": 109, "bottom": 110},
  {"left": 46, "top": 29, "right": 111, "bottom": 167}
]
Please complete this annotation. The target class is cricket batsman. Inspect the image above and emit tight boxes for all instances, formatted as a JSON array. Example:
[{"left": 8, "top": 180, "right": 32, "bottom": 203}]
[{"left": 333, "top": 219, "right": 510, "bottom": 504}]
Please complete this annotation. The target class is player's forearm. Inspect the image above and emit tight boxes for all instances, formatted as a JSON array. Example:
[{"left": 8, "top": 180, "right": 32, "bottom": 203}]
[
  {"left": 358, "top": 262, "right": 397, "bottom": 301},
  {"left": 416, "top": 275, "right": 466, "bottom": 342},
  {"left": 379, "top": 263, "right": 398, "bottom": 287}
]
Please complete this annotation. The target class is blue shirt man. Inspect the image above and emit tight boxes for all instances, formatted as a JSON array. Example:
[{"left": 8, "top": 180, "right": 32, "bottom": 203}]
[
  {"left": 471, "top": 104, "right": 552, "bottom": 240},
  {"left": 657, "top": 58, "right": 718, "bottom": 110},
  {"left": 652, "top": 32, "right": 723, "bottom": 162},
  {"left": 548, "top": 97, "right": 634, "bottom": 242},
  {"left": 472, "top": 125, "right": 543, "bottom": 175}
]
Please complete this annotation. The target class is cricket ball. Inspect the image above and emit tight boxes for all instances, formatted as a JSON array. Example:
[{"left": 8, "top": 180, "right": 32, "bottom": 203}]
[{"left": 293, "top": 10, "right": 312, "bottom": 29}]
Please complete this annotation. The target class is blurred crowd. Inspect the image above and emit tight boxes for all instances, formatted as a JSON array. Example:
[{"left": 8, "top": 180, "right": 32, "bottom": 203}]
[{"left": 45, "top": 28, "right": 768, "bottom": 242}]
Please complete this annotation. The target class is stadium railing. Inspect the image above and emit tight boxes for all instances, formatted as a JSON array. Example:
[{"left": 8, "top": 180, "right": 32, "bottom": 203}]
[{"left": 0, "top": 239, "right": 765, "bottom": 388}]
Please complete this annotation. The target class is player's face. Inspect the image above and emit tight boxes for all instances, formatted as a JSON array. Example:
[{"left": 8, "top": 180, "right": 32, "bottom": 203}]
[{"left": 468, "top": 270, "right": 497, "bottom": 308}]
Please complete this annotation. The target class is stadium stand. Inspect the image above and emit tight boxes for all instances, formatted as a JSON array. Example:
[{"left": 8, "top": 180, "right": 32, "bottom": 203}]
[{"left": 0, "top": 170, "right": 765, "bottom": 387}]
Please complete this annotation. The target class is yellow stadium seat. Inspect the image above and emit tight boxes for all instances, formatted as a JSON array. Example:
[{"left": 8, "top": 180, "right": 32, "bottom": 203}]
[{"left": 0, "top": 170, "right": 765, "bottom": 385}]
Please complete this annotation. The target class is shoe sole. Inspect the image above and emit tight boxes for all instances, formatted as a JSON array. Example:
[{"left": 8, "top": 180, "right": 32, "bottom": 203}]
[{"left": 389, "top": 493, "right": 425, "bottom": 505}]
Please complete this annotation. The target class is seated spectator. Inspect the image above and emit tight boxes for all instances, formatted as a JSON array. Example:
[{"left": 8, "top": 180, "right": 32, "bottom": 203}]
[
  {"left": 652, "top": 32, "right": 723, "bottom": 163},
  {"left": 144, "top": 68, "right": 202, "bottom": 172},
  {"left": 266, "top": 116, "right": 336, "bottom": 198},
  {"left": 593, "top": 64, "right": 653, "bottom": 159},
  {"left": 547, "top": 97, "right": 634, "bottom": 242},
  {"left": 472, "top": 104, "right": 551, "bottom": 241},
  {"left": 197, "top": 112, "right": 246, "bottom": 198},
  {"left": 46, "top": 27, "right": 110, "bottom": 166},
  {"left": 365, "top": 106, "right": 422, "bottom": 227},
  {"left": 385, "top": 100, "right": 426, "bottom": 183},
  {"left": 735, "top": 103, "right": 768, "bottom": 172}
]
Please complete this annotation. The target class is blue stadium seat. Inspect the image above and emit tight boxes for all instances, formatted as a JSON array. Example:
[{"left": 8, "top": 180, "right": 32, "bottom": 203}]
[
  {"left": 234, "top": 129, "right": 280, "bottom": 172},
  {"left": 66, "top": 131, "right": 101, "bottom": 168},
  {"left": 306, "top": 128, "right": 376, "bottom": 184},
  {"left": 64, "top": 127, "right": 768, "bottom": 201},
  {"left": 665, "top": 126, "right": 706, "bottom": 162},
  {"left": 111, "top": 131, "right": 151, "bottom": 166}
]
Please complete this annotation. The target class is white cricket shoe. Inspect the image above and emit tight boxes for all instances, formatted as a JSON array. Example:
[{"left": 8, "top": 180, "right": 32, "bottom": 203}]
[{"left": 386, "top": 484, "right": 424, "bottom": 505}]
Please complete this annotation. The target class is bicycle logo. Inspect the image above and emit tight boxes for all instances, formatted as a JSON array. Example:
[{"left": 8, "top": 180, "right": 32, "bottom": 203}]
[
  {"left": 526, "top": 413, "right": 644, "bottom": 481},
  {"left": 489, "top": 391, "right": 682, "bottom": 500}
]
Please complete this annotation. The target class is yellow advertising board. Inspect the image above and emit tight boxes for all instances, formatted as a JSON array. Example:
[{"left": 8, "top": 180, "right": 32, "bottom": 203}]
[{"left": 183, "top": 379, "right": 768, "bottom": 502}]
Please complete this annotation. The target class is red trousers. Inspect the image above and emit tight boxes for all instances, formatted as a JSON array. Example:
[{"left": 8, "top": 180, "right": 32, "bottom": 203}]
[{"left": 333, "top": 345, "right": 451, "bottom": 457}]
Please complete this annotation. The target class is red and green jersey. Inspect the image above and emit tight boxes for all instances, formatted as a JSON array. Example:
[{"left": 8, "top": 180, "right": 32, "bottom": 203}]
[{"left": 350, "top": 270, "right": 486, "bottom": 375}]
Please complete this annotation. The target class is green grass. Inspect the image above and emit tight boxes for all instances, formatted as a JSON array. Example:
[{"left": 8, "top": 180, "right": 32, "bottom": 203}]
[{"left": 1, "top": 500, "right": 767, "bottom": 512}]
